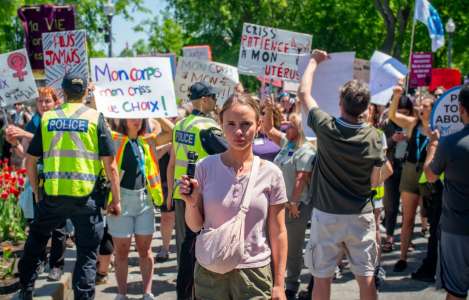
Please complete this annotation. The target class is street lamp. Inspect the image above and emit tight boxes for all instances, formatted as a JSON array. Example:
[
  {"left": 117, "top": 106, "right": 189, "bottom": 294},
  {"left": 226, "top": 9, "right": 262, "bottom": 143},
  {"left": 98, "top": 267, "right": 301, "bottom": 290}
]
[
  {"left": 103, "top": 0, "right": 115, "bottom": 57},
  {"left": 445, "top": 18, "right": 455, "bottom": 68}
]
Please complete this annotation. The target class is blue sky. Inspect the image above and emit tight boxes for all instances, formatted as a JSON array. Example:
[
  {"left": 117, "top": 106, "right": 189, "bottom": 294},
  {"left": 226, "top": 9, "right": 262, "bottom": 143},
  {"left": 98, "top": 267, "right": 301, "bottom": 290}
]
[{"left": 99, "top": 0, "right": 166, "bottom": 55}]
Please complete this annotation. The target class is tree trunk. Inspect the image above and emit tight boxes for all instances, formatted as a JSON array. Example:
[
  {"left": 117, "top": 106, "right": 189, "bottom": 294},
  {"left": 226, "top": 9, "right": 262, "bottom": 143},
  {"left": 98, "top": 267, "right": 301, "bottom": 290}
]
[{"left": 374, "top": 0, "right": 397, "bottom": 55}]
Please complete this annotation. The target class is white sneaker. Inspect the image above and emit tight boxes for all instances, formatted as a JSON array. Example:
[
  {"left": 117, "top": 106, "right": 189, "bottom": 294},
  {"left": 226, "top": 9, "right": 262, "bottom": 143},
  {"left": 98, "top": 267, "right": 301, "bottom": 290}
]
[
  {"left": 114, "top": 294, "right": 129, "bottom": 300},
  {"left": 143, "top": 293, "right": 155, "bottom": 300}
]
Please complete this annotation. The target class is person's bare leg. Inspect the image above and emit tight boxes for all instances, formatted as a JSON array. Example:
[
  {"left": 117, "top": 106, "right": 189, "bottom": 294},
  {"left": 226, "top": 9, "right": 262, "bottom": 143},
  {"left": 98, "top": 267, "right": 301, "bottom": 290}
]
[
  {"left": 135, "top": 234, "right": 154, "bottom": 294},
  {"left": 356, "top": 275, "right": 378, "bottom": 300},
  {"left": 374, "top": 208, "right": 382, "bottom": 260},
  {"left": 311, "top": 277, "right": 332, "bottom": 300},
  {"left": 113, "top": 237, "right": 132, "bottom": 295},
  {"left": 97, "top": 254, "right": 111, "bottom": 274},
  {"left": 446, "top": 294, "right": 466, "bottom": 300},
  {"left": 160, "top": 211, "right": 175, "bottom": 253},
  {"left": 399, "top": 192, "right": 419, "bottom": 261}
]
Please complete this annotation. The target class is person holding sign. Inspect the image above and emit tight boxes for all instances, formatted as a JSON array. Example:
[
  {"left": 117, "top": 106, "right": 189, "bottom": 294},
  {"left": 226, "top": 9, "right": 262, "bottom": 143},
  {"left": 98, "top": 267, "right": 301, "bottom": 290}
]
[
  {"left": 18, "top": 74, "right": 121, "bottom": 300},
  {"left": 388, "top": 83, "right": 436, "bottom": 273},
  {"left": 300, "top": 50, "right": 385, "bottom": 300},
  {"left": 178, "top": 93, "right": 288, "bottom": 300},
  {"left": 423, "top": 84, "right": 469, "bottom": 300},
  {"left": 107, "top": 118, "right": 169, "bottom": 300}
]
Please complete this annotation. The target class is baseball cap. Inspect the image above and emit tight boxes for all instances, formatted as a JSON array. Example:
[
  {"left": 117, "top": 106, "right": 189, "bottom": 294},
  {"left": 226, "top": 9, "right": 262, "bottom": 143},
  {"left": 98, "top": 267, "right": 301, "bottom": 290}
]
[
  {"left": 189, "top": 81, "right": 216, "bottom": 101},
  {"left": 62, "top": 74, "right": 88, "bottom": 100}
]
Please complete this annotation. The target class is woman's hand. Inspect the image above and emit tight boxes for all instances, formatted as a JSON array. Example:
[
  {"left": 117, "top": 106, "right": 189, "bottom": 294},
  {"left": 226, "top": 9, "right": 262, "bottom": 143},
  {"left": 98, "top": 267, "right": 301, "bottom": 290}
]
[
  {"left": 272, "top": 286, "right": 286, "bottom": 300},
  {"left": 179, "top": 175, "right": 201, "bottom": 207},
  {"left": 287, "top": 202, "right": 301, "bottom": 219},
  {"left": 391, "top": 131, "right": 407, "bottom": 142}
]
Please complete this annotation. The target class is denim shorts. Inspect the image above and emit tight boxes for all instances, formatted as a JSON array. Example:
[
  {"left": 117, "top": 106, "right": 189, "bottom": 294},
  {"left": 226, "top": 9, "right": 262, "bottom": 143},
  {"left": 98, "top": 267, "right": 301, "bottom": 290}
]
[{"left": 107, "top": 187, "right": 155, "bottom": 238}]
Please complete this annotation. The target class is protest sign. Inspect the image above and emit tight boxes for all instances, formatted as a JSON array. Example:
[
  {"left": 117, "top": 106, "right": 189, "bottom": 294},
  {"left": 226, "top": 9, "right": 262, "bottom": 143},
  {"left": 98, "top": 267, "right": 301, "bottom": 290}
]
[
  {"left": 429, "top": 68, "right": 461, "bottom": 91},
  {"left": 175, "top": 58, "right": 239, "bottom": 106},
  {"left": 353, "top": 59, "right": 370, "bottom": 83},
  {"left": 0, "top": 49, "right": 38, "bottom": 105},
  {"left": 370, "top": 51, "right": 408, "bottom": 106},
  {"left": 182, "top": 45, "right": 212, "bottom": 61},
  {"left": 238, "top": 23, "right": 312, "bottom": 82},
  {"left": 17, "top": 5, "right": 75, "bottom": 71},
  {"left": 431, "top": 86, "right": 463, "bottom": 136},
  {"left": 90, "top": 57, "right": 177, "bottom": 119},
  {"left": 298, "top": 52, "right": 355, "bottom": 137},
  {"left": 42, "top": 30, "right": 88, "bottom": 99},
  {"left": 409, "top": 52, "right": 432, "bottom": 88}
]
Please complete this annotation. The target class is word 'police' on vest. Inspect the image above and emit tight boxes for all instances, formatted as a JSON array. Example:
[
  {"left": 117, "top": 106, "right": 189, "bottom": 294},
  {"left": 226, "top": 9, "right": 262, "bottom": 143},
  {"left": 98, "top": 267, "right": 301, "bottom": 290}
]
[{"left": 48, "top": 118, "right": 89, "bottom": 132}]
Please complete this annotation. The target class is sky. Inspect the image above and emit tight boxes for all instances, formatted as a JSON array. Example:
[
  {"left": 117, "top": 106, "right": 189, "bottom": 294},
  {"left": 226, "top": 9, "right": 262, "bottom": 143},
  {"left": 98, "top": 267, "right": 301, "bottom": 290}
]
[{"left": 99, "top": 0, "right": 166, "bottom": 55}]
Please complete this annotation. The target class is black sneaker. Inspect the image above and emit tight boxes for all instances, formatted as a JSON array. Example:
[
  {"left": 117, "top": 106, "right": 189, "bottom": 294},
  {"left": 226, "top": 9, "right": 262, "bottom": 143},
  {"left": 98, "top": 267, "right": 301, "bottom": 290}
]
[
  {"left": 411, "top": 266, "right": 435, "bottom": 283},
  {"left": 285, "top": 289, "right": 297, "bottom": 300},
  {"left": 393, "top": 259, "right": 408, "bottom": 272},
  {"left": 155, "top": 249, "right": 169, "bottom": 263},
  {"left": 17, "top": 289, "right": 33, "bottom": 300}
]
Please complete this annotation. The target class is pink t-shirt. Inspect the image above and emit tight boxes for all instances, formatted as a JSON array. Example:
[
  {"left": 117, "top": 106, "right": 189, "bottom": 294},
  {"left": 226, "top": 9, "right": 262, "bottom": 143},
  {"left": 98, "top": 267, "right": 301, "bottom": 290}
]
[{"left": 195, "top": 154, "right": 287, "bottom": 268}]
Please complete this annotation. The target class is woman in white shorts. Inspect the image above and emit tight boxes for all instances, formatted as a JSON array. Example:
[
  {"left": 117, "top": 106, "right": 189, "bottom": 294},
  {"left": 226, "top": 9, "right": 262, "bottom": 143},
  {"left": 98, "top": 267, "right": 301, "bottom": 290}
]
[{"left": 107, "top": 118, "right": 166, "bottom": 300}]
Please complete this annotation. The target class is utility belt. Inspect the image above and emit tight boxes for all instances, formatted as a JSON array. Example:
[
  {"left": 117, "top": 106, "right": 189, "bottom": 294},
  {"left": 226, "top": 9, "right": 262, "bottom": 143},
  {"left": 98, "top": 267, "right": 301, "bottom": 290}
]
[{"left": 91, "top": 169, "right": 110, "bottom": 209}]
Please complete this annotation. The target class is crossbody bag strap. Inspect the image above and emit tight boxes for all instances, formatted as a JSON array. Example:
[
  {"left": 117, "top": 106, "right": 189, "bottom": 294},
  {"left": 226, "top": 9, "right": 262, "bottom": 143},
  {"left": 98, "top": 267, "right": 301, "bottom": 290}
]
[{"left": 239, "top": 156, "right": 260, "bottom": 213}]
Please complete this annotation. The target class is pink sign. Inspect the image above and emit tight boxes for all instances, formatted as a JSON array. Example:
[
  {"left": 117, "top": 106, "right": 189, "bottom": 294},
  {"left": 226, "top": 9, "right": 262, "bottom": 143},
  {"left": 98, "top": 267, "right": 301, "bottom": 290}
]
[{"left": 409, "top": 52, "right": 432, "bottom": 88}]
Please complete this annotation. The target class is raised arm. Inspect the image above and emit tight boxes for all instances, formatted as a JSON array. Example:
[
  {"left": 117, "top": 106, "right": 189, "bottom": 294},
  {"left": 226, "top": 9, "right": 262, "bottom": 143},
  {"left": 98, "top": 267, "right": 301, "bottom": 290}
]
[
  {"left": 388, "top": 83, "right": 417, "bottom": 131},
  {"left": 262, "top": 98, "right": 284, "bottom": 146},
  {"left": 298, "top": 50, "right": 329, "bottom": 112}
]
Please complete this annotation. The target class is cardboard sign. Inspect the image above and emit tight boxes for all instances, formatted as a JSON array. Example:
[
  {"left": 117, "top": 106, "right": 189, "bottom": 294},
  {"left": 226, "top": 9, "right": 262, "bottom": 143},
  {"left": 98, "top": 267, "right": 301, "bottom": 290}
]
[
  {"left": 431, "top": 86, "right": 463, "bottom": 136},
  {"left": 409, "top": 52, "right": 432, "bottom": 88},
  {"left": 353, "top": 59, "right": 370, "bottom": 83},
  {"left": 238, "top": 23, "right": 312, "bottom": 82},
  {"left": 182, "top": 45, "right": 212, "bottom": 61},
  {"left": 370, "top": 51, "right": 408, "bottom": 105},
  {"left": 298, "top": 52, "right": 355, "bottom": 137},
  {"left": 90, "top": 57, "right": 177, "bottom": 119},
  {"left": 429, "top": 68, "right": 461, "bottom": 91},
  {"left": 175, "top": 58, "right": 239, "bottom": 106},
  {"left": 17, "top": 5, "right": 75, "bottom": 71},
  {"left": 42, "top": 30, "right": 88, "bottom": 99},
  {"left": 0, "top": 49, "right": 38, "bottom": 105}
]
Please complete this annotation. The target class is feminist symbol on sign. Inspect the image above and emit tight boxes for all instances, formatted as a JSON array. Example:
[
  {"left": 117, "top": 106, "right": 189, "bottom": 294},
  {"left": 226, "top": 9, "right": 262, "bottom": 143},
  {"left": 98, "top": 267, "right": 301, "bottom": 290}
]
[{"left": 7, "top": 52, "right": 28, "bottom": 82}]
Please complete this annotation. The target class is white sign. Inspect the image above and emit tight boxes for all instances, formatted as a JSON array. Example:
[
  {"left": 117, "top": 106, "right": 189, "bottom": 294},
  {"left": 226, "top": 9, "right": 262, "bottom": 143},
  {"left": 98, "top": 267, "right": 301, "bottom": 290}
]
[
  {"left": 298, "top": 52, "right": 355, "bottom": 137},
  {"left": 0, "top": 49, "right": 38, "bottom": 105},
  {"left": 175, "top": 57, "right": 239, "bottom": 106},
  {"left": 370, "top": 51, "right": 408, "bottom": 106},
  {"left": 431, "top": 86, "right": 464, "bottom": 136},
  {"left": 90, "top": 57, "right": 177, "bottom": 119},
  {"left": 182, "top": 45, "right": 212, "bottom": 61},
  {"left": 238, "top": 23, "right": 312, "bottom": 82},
  {"left": 42, "top": 30, "right": 88, "bottom": 100}
]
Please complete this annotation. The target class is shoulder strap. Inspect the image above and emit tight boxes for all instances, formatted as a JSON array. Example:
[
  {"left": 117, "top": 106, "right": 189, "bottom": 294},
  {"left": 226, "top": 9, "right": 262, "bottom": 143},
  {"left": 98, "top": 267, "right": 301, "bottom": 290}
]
[{"left": 239, "top": 156, "right": 260, "bottom": 212}]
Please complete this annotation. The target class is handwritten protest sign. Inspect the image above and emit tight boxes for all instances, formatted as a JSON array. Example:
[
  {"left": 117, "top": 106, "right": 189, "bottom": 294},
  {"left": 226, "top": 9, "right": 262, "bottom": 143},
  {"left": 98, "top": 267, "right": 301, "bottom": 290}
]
[
  {"left": 298, "top": 52, "right": 355, "bottom": 137},
  {"left": 0, "top": 49, "right": 38, "bottom": 105},
  {"left": 175, "top": 58, "right": 239, "bottom": 106},
  {"left": 353, "top": 59, "right": 370, "bottom": 83},
  {"left": 238, "top": 23, "right": 312, "bottom": 82},
  {"left": 17, "top": 5, "right": 75, "bottom": 71},
  {"left": 182, "top": 45, "right": 212, "bottom": 61},
  {"left": 90, "top": 57, "right": 177, "bottom": 119},
  {"left": 409, "top": 52, "right": 432, "bottom": 88},
  {"left": 370, "top": 51, "right": 408, "bottom": 106},
  {"left": 431, "top": 86, "right": 463, "bottom": 136},
  {"left": 43, "top": 30, "right": 88, "bottom": 99}
]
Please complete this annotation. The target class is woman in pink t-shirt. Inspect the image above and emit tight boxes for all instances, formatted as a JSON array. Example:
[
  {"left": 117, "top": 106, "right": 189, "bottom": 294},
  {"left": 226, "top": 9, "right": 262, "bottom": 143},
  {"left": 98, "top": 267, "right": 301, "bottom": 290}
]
[{"left": 179, "top": 93, "right": 288, "bottom": 300}]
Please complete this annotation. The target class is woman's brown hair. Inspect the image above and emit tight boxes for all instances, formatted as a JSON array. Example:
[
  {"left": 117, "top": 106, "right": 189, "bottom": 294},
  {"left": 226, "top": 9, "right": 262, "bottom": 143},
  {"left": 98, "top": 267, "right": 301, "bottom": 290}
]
[
  {"left": 37, "top": 87, "right": 60, "bottom": 103},
  {"left": 116, "top": 119, "right": 148, "bottom": 137},
  {"left": 219, "top": 93, "right": 261, "bottom": 123}
]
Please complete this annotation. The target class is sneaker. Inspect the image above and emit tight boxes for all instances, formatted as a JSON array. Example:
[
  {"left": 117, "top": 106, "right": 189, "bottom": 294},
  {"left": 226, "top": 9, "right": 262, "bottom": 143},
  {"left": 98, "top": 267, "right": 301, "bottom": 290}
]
[
  {"left": 155, "top": 248, "right": 169, "bottom": 263},
  {"left": 411, "top": 265, "right": 435, "bottom": 283},
  {"left": 114, "top": 294, "right": 129, "bottom": 300},
  {"left": 47, "top": 267, "right": 63, "bottom": 281},
  {"left": 142, "top": 293, "right": 155, "bottom": 300},
  {"left": 285, "top": 289, "right": 297, "bottom": 300},
  {"left": 95, "top": 272, "right": 108, "bottom": 285},
  {"left": 374, "top": 265, "right": 386, "bottom": 289},
  {"left": 16, "top": 289, "right": 33, "bottom": 300},
  {"left": 393, "top": 259, "right": 408, "bottom": 272}
]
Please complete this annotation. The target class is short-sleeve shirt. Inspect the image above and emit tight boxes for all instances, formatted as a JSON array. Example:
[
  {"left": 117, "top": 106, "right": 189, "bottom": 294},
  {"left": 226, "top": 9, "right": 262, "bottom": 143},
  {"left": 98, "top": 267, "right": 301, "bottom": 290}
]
[
  {"left": 307, "top": 108, "right": 385, "bottom": 214},
  {"left": 195, "top": 154, "right": 287, "bottom": 269},
  {"left": 253, "top": 133, "right": 281, "bottom": 162},
  {"left": 273, "top": 137, "right": 316, "bottom": 204},
  {"left": 430, "top": 125, "right": 469, "bottom": 236},
  {"left": 25, "top": 113, "right": 41, "bottom": 134},
  {"left": 120, "top": 140, "right": 146, "bottom": 190}
]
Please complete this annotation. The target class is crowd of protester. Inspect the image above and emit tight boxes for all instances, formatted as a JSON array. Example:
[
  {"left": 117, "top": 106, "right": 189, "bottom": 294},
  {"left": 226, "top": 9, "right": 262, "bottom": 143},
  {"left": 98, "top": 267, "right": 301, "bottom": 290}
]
[{"left": 1, "top": 50, "right": 468, "bottom": 300}]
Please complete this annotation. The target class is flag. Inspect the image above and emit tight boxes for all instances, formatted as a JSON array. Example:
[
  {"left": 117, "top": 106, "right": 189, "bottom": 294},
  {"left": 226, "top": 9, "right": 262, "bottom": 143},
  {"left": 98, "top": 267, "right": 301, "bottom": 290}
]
[{"left": 414, "top": 0, "right": 445, "bottom": 52}]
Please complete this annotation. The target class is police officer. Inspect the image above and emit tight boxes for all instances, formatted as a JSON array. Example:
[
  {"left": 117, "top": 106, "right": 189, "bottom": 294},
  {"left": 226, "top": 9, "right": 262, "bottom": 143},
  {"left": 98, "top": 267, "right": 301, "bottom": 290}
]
[
  {"left": 18, "top": 74, "right": 121, "bottom": 300},
  {"left": 167, "top": 81, "right": 227, "bottom": 300}
]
